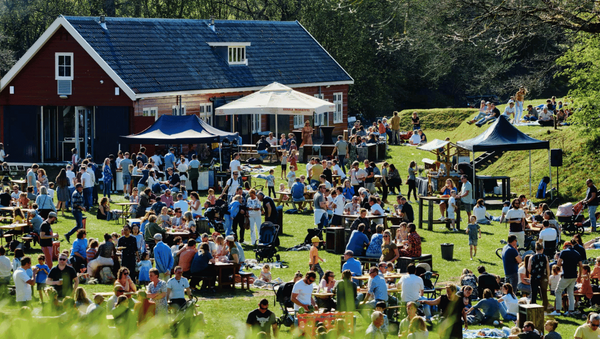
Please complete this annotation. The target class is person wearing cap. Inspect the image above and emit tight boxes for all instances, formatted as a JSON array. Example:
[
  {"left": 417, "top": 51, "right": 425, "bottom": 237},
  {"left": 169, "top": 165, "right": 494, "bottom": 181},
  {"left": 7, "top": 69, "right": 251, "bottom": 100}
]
[
  {"left": 153, "top": 233, "right": 173, "bottom": 281},
  {"left": 551, "top": 240, "right": 583, "bottom": 316},
  {"left": 503, "top": 100, "right": 516, "bottom": 122},
  {"left": 65, "top": 183, "right": 86, "bottom": 243},
  {"left": 224, "top": 235, "right": 239, "bottom": 264},
  {"left": 39, "top": 211, "right": 59, "bottom": 268},
  {"left": 246, "top": 298, "right": 278, "bottom": 338},
  {"left": 309, "top": 236, "right": 325, "bottom": 281}
]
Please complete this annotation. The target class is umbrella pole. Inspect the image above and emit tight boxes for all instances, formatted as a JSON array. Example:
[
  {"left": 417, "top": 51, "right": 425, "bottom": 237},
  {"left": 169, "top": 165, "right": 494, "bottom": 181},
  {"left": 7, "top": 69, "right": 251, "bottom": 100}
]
[
  {"left": 472, "top": 151, "right": 476, "bottom": 199},
  {"left": 529, "top": 150, "right": 532, "bottom": 197},
  {"left": 275, "top": 113, "right": 278, "bottom": 141}
]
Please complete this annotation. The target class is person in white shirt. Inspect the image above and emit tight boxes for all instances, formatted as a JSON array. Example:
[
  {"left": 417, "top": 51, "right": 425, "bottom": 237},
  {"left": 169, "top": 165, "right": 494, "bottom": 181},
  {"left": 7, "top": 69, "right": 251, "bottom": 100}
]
[
  {"left": 503, "top": 100, "right": 516, "bottom": 122},
  {"left": 226, "top": 172, "right": 241, "bottom": 201},
  {"left": 331, "top": 159, "right": 346, "bottom": 180},
  {"left": 80, "top": 166, "right": 93, "bottom": 209},
  {"left": 13, "top": 256, "right": 35, "bottom": 303},
  {"left": 331, "top": 187, "right": 346, "bottom": 227},
  {"left": 409, "top": 131, "right": 422, "bottom": 146},
  {"left": 499, "top": 200, "right": 510, "bottom": 223},
  {"left": 538, "top": 108, "right": 554, "bottom": 126},
  {"left": 0, "top": 246, "right": 12, "bottom": 291},
  {"left": 369, "top": 197, "right": 385, "bottom": 225},
  {"left": 398, "top": 264, "right": 424, "bottom": 303},
  {"left": 266, "top": 132, "right": 278, "bottom": 146},
  {"left": 538, "top": 220, "right": 558, "bottom": 256},
  {"left": 151, "top": 151, "right": 163, "bottom": 169},
  {"left": 229, "top": 153, "right": 241, "bottom": 178},
  {"left": 173, "top": 193, "right": 189, "bottom": 213},
  {"left": 505, "top": 199, "right": 527, "bottom": 249},
  {"left": 291, "top": 272, "right": 317, "bottom": 312},
  {"left": 473, "top": 199, "right": 491, "bottom": 225}
]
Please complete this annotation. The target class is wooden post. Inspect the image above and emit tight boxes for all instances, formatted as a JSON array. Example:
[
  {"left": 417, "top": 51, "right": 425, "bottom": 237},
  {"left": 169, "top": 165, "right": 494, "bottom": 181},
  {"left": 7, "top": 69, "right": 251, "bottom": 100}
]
[
  {"left": 427, "top": 199, "right": 434, "bottom": 231},
  {"left": 418, "top": 197, "right": 424, "bottom": 229}
]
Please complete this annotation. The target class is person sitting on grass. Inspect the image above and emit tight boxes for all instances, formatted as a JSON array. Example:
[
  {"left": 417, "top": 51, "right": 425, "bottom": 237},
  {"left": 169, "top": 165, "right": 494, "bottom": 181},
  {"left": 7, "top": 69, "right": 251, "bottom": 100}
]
[
  {"left": 466, "top": 288, "right": 501, "bottom": 325},
  {"left": 537, "top": 108, "right": 554, "bottom": 127}
]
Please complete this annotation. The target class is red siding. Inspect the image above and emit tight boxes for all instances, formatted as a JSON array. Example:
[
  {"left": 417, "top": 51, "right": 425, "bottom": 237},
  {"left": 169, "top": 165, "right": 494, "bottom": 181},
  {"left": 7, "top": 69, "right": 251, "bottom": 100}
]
[{"left": 0, "top": 27, "right": 133, "bottom": 107}]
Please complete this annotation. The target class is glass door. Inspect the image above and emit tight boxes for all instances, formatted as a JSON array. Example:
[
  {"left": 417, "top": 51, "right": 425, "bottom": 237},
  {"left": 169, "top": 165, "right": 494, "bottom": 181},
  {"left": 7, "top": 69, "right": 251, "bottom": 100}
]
[{"left": 42, "top": 107, "right": 59, "bottom": 162}]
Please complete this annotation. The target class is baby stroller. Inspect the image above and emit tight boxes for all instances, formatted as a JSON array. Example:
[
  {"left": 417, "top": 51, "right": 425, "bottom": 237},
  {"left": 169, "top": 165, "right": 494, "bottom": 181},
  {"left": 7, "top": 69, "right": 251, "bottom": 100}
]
[
  {"left": 273, "top": 282, "right": 295, "bottom": 328},
  {"left": 203, "top": 206, "right": 225, "bottom": 234},
  {"left": 255, "top": 222, "right": 281, "bottom": 262},
  {"left": 557, "top": 202, "right": 585, "bottom": 236}
]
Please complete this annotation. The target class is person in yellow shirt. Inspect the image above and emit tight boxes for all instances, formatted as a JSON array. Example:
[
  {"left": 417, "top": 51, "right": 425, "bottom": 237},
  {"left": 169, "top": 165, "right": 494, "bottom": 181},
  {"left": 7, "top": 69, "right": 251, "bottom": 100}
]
[
  {"left": 309, "top": 236, "right": 325, "bottom": 281},
  {"left": 390, "top": 111, "right": 401, "bottom": 145}
]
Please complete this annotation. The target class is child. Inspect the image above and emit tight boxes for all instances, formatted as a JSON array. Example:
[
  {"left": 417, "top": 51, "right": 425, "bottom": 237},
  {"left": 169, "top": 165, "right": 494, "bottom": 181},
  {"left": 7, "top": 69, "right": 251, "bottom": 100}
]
[
  {"left": 17, "top": 192, "right": 29, "bottom": 208},
  {"left": 289, "top": 149, "right": 298, "bottom": 172},
  {"left": 544, "top": 320, "right": 561, "bottom": 339},
  {"left": 279, "top": 184, "right": 289, "bottom": 201},
  {"left": 592, "top": 256, "right": 600, "bottom": 282},
  {"left": 549, "top": 265, "right": 561, "bottom": 295},
  {"left": 257, "top": 170, "right": 276, "bottom": 198},
  {"left": 137, "top": 252, "right": 152, "bottom": 285},
  {"left": 466, "top": 215, "right": 481, "bottom": 260},
  {"left": 447, "top": 190, "right": 458, "bottom": 231},
  {"left": 576, "top": 264, "right": 593, "bottom": 300},
  {"left": 309, "top": 236, "right": 325, "bottom": 281},
  {"left": 26, "top": 186, "right": 36, "bottom": 202},
  {"left": 159, "top": 206, "right": 171, "bottom": 228},
  {"left": 499, "top": 200, "right": 511, "bottom": 223},
  {"left": 13, "top": 207, "right": 25, "bottom": 224},
  {"left": 375, "top": 301, "right": 390, "bottom": 338},
  {"left": 281, "top": 151, "right": 288, "bottom": 179},
  {"left": 87, "top": 239, "right": 99, "bottom": 262},
  {"left": 258, "top": 264, "right": 272, "bottom": 283},
  {"left": 34, "top": 254, "right": 49, "bottom": 302},
  {"left": 286, "top": 166, "right": 296, "bottom": 189},
  {"left": 207, "top": 188, "right": 216, "bottom": 207}
]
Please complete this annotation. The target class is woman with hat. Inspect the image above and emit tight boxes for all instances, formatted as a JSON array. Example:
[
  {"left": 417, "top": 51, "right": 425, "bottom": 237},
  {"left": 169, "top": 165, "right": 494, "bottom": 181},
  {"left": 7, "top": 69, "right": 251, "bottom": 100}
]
[
  {"left": 301, "top": 120, "right": 313, "bottom": 146},
  {"left": 225, "top": 235, "right": 239, "bottom": 264}
]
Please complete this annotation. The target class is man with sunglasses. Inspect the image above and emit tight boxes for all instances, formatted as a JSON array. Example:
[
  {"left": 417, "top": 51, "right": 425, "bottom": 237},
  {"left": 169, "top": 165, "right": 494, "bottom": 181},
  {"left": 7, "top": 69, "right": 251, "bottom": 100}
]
[
  {"left": 47, "top": 253, "right": 78, "bottom": 298},
  {"left": 520, "top": 321, "right": 542, "bottom": 339},
  {"left": 246, "top": 298, "right": 278, "bottom": 339},
  {"left": 106, "top": 284, "right": 125, "bottom": 311},
  {"left": 575, "top": 313, "right": 600, "bottom": 339},
  {"left": 292, "top": 271, "right": 317, "bottom": 313},
  {"left": 118, "top": 225, "right": 139, "bottom": 281}
]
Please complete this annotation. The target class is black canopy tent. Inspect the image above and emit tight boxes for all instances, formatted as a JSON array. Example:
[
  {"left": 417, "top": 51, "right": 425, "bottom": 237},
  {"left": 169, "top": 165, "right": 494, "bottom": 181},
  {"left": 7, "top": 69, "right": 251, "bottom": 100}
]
[
  {"left": 457, "top": 117, "right": 550, "bottom": 197},
  {"left": 120, "top": 114, "right": 238, "bottom": 166}
]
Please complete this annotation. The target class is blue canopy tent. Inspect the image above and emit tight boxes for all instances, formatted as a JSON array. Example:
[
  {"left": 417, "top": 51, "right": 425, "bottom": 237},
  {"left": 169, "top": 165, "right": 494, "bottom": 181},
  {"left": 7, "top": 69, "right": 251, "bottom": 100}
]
[
  {"left": 120, "top": 114, "right": 238, "bottom": 167},
  {"left": 457, "top": 117, "right": 550, "bottom": 197},
  {"left": 120, "top": 115, "right": 237, "bottom": 144}
]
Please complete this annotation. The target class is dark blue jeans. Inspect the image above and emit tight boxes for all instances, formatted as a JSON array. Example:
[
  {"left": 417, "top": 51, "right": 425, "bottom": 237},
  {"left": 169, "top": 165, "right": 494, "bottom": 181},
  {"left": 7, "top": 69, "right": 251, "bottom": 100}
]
[
  {"left": 337, "top": 155, "right": 347, "bottom": 174},
  {"left": 83, "top": 187, "right": 93, "bottom": 209},
  {"left": 103, "top": 179, "right": 112, "bottom": 198},
  {"left": 66, "top": 209, "right": 83, "bottom": 237}
]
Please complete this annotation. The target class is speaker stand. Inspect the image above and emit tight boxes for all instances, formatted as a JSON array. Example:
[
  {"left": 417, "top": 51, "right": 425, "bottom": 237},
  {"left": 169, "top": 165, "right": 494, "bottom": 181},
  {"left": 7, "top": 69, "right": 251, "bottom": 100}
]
[{"left": 549, "top": 166, "right": 560, "bottom": 207}]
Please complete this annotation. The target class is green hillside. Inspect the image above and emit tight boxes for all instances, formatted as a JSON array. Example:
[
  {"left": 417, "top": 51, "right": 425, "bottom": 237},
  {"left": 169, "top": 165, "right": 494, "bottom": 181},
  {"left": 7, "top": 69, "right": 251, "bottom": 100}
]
[{"left": 397, "top": 108, "right": 477, "bottom": 130}]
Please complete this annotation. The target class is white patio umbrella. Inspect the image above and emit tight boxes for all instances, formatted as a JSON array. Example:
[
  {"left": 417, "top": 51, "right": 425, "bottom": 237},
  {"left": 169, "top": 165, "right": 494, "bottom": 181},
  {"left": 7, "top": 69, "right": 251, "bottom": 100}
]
[{"left": 214, "top": 82, "right": 335, "bottom": 137}]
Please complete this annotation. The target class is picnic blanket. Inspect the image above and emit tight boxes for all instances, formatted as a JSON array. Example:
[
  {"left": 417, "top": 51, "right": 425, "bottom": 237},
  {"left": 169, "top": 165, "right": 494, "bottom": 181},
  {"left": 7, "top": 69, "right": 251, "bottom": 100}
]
[
  {"left": 463, "top": 327, "right": 511, "bottom": 338},
  {"left": 514, "top": 122, "right": 541, "bottom": 126},
  {"left": 240, "top": 165, "right": 276, "bottom": 174},
  {"left": 244, "top": 260, "right": 289, "bottom": 270}
]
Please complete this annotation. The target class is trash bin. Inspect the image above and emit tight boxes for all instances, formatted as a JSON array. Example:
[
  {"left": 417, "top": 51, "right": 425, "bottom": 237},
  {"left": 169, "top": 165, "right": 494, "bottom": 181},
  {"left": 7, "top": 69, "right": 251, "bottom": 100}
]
[{"left": 441, "top": 243, "right": 454, "bottom": 261}]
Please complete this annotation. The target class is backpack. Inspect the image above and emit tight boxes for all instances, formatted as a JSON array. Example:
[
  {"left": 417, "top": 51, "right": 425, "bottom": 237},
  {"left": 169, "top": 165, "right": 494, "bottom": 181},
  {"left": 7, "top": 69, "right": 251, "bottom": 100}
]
[{"left": 99, "top": 266, "right": 116, "bottom": 284}]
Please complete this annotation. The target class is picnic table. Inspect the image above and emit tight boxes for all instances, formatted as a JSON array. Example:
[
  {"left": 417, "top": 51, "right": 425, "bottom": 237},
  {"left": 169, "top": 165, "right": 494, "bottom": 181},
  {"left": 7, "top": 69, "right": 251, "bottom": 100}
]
[
  {"left": 418, "top": 195, "right": 461, "bottom": 231},
  {"left": 275, "top": 190, "right": 316, "bottom": 210},
  {"left": 114, "top": 202, "right": 136, "bottom": 224},
  {"left": 0, "top": 223, "right": 28, "bottom": 245},
  {"left": 214, "top": 262, "right": 236, "bottom": 290},
  {"left": 341, "top": 213, "right": 389, "bottom": 229},
  {"left": 10, "top": 179, "right": 26, "bottom": 191},
  {"left": 312, "top": 292, "right": 334, "bottom": 299}
]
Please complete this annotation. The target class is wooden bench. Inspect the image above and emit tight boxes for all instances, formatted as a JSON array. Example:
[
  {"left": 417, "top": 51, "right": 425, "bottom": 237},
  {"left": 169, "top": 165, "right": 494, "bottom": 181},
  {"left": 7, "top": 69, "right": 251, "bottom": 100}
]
[
  {"left": 396, "top": 254, "right": 433, "bottom": 273},
  {"left": 340, "top": 255, "right": 380, "bottom": 272}
]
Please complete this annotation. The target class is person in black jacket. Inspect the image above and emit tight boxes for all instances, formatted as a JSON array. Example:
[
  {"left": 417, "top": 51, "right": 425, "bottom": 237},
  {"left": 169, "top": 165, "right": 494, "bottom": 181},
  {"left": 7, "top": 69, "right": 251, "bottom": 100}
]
[{"left": 476, "top": 265, "right": 500, "bottom": 298}]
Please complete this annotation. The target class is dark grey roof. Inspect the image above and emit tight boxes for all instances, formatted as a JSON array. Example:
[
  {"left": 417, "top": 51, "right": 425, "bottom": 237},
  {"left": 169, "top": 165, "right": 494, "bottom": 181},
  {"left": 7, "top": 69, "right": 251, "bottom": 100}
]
[{"left": 64, "top": 16, "right": 353, "bottom": 94}]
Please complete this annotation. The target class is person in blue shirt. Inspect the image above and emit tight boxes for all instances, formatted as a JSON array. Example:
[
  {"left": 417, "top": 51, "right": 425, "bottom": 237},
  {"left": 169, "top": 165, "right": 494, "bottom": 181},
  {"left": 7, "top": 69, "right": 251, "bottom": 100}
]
[
  {"left": 69, "top": 229, "right": 88, "bottom": 272},
  {"left": 291, "top": 178, "right": 306, "bottom": 210},
  {"left": 164, "top": 148, "right": 176, "bottom": 170},
  {"left": 257, "top": 169, "right": 276, "bottom": 198},
  {"left": 342, "top": 250, "right": 362, "bottom": 283},
  {"left": 29, "top": 210, "right": 44, "bottom": 235},
  {"left": 466, "top": 288, "right": 501, "bottom": 325},
  {"left": 153, "top": 234, "right": 174, "bottom": 281},
  {"left": 34, "top": 254, "right": 50, "bottom": 303},
  {"left": 357, "top": 267, "right": 388, "bottom": 309},
  {"left": 225, "top": 195, "right": 241, "bottom": 237},
  {"left": 501, "top": 235, "right": 522, "bottom": 290},
  {"left": 346, "top": 224, "right": 370, "bottom": 257}
]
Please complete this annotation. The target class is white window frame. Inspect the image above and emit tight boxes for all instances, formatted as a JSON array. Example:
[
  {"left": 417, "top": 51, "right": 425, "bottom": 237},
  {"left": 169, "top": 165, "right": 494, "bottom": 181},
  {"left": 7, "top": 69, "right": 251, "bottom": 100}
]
[
  {"left": 142, "top": 107, "right": 158, "bottom": 120},
  {"left": 293, "top": 115, "right": 304, "bottom": 129},
  {"left": 172, "top": 105, "right": 186, "bottom": 116},
  {"left": 314, "top": 94, "right": 328, "bottom": 126},
  {"left": 199, "top": 103, "right": 213, "bottom": 125},
  {"left": 333, "top": 92, "right": 343, "bottom": 124},
  {"left": 252, "top": 114, "right": 261, "bottom": 133},
  {"left": 228, "top": 46, "right": 248, "bottom": 65},
  {"left": 55, "top": 52, "right": 74, "bottom": 80}
]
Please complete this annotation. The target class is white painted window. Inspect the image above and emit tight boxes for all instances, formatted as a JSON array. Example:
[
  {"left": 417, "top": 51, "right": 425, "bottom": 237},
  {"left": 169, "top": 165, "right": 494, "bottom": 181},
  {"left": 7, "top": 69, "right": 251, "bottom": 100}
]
[
  {"left": 294, "top": 115, "right": 304, "bottom": 129},
  {"left": 314, "top": 94, "right": 329, "bottom": 126},
  {"left": 199, "top": 103, "right": 213, "bottom": 125},
  {"left": 142, "top": 107, "right": 158, "bottom": 120},
  {"left": 228, "top": 46, "right": 247, "bottom": 65},
  {"left": 172, "top": 105, "right": 186, "bottom": 116},
  {"left": 252, "top": 114, "right": 261, "bottom": 133},
  {"left": 333, "top": 92, "right": 343, "bottom": 123},
  {"left": 55, "top": 53, "right": 73, "bottom": 80}
]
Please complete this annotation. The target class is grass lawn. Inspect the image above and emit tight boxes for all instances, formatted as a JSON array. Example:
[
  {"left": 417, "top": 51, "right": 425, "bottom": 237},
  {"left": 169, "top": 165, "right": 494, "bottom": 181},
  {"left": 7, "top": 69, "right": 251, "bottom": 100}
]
[{"left": 0, "top": 108, "right": 596, "bottom": 338}]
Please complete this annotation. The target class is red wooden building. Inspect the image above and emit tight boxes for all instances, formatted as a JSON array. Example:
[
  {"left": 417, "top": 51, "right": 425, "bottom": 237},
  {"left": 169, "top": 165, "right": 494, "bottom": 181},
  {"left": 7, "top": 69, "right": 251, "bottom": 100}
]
[{"left": 0, "top": 16, "right": 353, "bottom": 163}]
